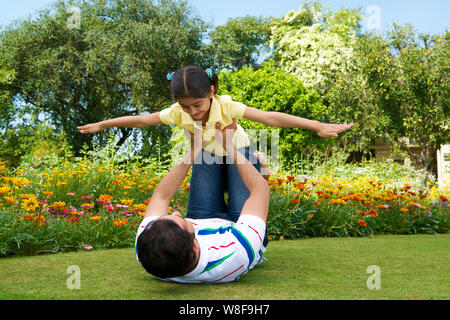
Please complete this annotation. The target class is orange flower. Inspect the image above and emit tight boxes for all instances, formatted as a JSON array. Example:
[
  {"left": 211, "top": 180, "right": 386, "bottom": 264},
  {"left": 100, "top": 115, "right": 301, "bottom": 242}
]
[
  {"left": 297, "top": 183, "right": 306, "bottom": 190},
  {"left": 400, "top": 208, "right": 409, "bottom": 213},
  {"left": 113, "top": 218, "right": 128, "bottom": 226},
  {"left": 286, "top": 176, "right": 295, "bottom": 182},
  {"left": 33, "top": 215, "right": 45, "bottom": 226},
  {"left": 290, "top": 199, "right": 300, "bottom": 204},
  {"left": 358, "top": 220, "right": 367, "bottom": 227},
  {"left": 357, "top": 210, "right": 367, "bottom": 216},
  {"left": 440, "top": 195, "right": 448, "bottom": 202},
  {"left": 368, "top": 209, "right": 378, "bottom": 218},
  {"left": 99, "top": 194, "right": 113, "bottom": 202}
]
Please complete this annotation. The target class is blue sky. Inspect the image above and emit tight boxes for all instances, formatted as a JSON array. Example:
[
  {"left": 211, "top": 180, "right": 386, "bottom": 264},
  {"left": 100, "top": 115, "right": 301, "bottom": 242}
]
[{"left": 0, "top": 0, "right": 449, "bottom": 34}]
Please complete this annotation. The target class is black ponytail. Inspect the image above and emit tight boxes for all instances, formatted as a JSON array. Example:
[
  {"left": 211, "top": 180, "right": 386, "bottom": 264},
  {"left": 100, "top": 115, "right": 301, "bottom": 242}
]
[{"left": 169, "top": 66, "right": 218, "bottom": 99}]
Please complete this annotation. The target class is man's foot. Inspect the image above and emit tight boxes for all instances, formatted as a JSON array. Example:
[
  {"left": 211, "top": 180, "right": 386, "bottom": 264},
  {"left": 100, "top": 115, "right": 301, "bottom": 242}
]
[{"left": 255, "top": 152, "right": 271, "bottom": 181}]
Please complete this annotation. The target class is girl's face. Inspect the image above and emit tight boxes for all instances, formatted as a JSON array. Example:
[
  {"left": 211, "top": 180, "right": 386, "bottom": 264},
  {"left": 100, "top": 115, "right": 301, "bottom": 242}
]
[{"left": 177, "top": 86, "right": 214, "bottom": 122}]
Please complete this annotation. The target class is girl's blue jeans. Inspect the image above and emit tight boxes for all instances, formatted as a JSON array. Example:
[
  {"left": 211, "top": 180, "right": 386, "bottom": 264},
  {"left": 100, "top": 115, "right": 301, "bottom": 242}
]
[
  {"left": 187, "top": 147, "right": 259, "bottom": 221},
  {"left": 186, "top": 147, "right": 269, "bottom": 246}
]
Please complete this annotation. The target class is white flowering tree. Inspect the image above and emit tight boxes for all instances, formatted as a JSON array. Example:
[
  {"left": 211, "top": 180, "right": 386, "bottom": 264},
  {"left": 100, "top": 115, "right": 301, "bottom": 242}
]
[{"left": 270, "top": 1, "right": 363, "bottom": 94}]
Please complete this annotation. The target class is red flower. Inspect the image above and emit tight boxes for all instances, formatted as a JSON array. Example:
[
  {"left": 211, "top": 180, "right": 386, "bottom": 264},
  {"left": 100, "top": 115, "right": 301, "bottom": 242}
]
[
  {"left": 290, "top": 199, "right": 300, "bottom": 204},
  {"left": 440, "top": 195, "right": 448, "bottom": 202},
  {"left": 69, "top": 217, "right": 79, "bottom": 224},
  {"left": 358, "top": 220, "right": 367, "bottom": 227}
]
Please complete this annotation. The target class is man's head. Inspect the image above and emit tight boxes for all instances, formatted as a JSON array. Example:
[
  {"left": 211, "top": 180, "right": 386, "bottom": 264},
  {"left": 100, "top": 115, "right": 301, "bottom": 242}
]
[{"left": 137, "top": 213, "right": 198, "bottom": 278}]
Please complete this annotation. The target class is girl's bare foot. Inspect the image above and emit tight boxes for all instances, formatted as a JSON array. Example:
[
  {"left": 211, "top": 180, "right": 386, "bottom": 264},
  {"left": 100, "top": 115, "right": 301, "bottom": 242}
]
[{"left": 255, "top": 152, "right": 271, "bottom": 181}]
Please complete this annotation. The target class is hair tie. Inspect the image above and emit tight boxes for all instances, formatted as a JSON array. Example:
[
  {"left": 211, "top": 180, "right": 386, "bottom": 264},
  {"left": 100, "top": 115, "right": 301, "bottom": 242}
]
[
  {"left": 166, "top": 72, "right": 175, "bottom": 81},
  {"left": 205, "top": 68, "right": 213, "bottom": 80}
]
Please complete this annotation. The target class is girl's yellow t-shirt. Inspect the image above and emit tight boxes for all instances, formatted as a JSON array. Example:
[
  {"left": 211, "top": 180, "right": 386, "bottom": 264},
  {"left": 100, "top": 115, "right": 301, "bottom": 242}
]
[{"left": 159, "top": 94, "right": 250, "bottom": 156}]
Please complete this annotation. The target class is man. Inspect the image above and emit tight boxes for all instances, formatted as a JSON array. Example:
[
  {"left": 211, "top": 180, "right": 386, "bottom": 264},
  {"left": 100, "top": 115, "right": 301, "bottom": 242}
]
[{"left": 135, "top": 121, "right": 270, "bottom": 283}]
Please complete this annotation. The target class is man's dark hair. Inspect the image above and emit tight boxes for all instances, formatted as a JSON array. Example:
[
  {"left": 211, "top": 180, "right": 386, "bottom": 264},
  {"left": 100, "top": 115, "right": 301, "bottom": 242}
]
[
  {"left": 137, "top": 219, "right": 197, "bottom": 278},
  {"left": 170, "top": 65, "right": 219, "bottom": 99}
]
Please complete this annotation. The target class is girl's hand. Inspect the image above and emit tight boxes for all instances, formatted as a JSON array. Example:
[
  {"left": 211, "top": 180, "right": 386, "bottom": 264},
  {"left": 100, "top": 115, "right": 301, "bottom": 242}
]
[
  {"left": 77, "top": 123, "right": 104, "bottom": 134},
  {"left": 315, "top": 122, "right": 354, "bottom": 138}
]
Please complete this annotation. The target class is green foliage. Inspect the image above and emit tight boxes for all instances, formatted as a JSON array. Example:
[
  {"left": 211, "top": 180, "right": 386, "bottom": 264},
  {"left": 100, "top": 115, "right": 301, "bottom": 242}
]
[
  {"left": 0, "top": 123, "right": 73, "bottom": 169},
  {"left": 326, "top": 25, "right": 450, "bottom": 174},
  {"left": 207, "top": 15, "right": 273, "bottom": 70},
  {"left": 0, "top": 65, "right": 15, "bottom": 132},
  {"left": 270, "top": 1, "right": 363, "bottom": 94},
  {"left": 0, "top": 0, "right": 209, "bottom": 156},
  {"left": 218, "top": 60, "right": 329, "bottom": 166}
]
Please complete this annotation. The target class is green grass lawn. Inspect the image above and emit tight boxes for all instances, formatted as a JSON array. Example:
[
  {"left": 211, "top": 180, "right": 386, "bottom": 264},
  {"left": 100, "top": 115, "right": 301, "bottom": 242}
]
[{"left": 0, "top": 234, "right": 448, "bottom": 300}]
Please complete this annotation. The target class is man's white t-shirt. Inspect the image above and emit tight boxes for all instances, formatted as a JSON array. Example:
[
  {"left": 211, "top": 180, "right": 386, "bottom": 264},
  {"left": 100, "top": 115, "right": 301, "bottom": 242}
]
[{"left": 135, "top": 215, "right": 267, "bottom": 284}]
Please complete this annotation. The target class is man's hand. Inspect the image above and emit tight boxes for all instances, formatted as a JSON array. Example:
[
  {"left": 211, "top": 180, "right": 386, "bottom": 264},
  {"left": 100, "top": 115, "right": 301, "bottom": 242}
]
[
  {"left": 77, "top": 122, "right": 104, "bottom": 134},
  {"left": 315, "top": 122, "right": 354, "bottom": 138},
  {"left": 215, "top": 119, "right": 237, "bottom": 150}
]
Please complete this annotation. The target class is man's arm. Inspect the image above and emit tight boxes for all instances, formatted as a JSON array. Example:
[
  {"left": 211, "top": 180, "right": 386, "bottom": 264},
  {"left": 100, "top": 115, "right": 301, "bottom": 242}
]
[
  {"left": 144, "top": 127, "right": 202, "bottom": 218},
  {"left": 215, "top": 122, "right": 270, "bottom": 223},
  {"left": 78, "top": 113, "right": 163, "bottom": 134},
  {"left": 243, "top": 106, "right": 354, "bottom": 138}
]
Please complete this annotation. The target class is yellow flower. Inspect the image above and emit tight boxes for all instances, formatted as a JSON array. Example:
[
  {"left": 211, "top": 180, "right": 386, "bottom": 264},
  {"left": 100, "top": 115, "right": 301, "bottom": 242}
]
[
  {"left": 120, "top": 198, "right": 134, "bottom": 206},
  {"left": 0, "top": 186, "right": 11, "bottom": 194},
  {"left": 21, "top": 197, "right": 39, "bottom": 212},
  {"left": 90, "top": 216, "right": 101, "bottom": 221},
  {"left": 43, "top": 191, "right": 54, "bottom": 198},
  {"left": 3, "top": 196, "right": 16, "bottom": 204},
  {"left": 51, "top": 201, "right": 66, "bottom": 210}
]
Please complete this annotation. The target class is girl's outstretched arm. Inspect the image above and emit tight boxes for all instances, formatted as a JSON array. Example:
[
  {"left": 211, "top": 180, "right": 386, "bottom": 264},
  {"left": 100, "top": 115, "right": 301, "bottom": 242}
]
[
  {"left": 77, "top": 112, "right": 163, "bottom": 134},
  {"left": 243, "top": 107, "right": 353, "bottom": 138}
]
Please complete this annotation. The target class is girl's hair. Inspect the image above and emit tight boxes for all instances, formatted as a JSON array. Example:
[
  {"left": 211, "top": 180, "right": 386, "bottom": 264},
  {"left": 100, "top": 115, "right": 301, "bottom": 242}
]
[{"left": 169, "top": 66, "right": 219, "bottom": 99}]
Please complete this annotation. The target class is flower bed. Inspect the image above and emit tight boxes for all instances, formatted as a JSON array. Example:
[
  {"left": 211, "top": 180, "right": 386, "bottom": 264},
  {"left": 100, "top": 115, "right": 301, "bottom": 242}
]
[{"left": 0, "top": 159, "right": 448, "bottom": 257}]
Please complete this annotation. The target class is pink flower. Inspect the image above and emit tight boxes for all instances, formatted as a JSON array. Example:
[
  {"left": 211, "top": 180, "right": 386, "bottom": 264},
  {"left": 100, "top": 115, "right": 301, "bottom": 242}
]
[
  {"left": 82, "top": 196, "right": 91, "bottom": 201},
  {"left": 81, "top": 243, "right": 93, "bottom": 251},
  {"left": 66, "top": 193, "right": 75, "bottom": 197}
]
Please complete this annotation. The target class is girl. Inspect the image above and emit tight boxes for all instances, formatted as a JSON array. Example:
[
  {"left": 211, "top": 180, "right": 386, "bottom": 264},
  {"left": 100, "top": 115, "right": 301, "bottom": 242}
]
[{"left": 78, "top": 66, "right": 353, "bottom": 239}]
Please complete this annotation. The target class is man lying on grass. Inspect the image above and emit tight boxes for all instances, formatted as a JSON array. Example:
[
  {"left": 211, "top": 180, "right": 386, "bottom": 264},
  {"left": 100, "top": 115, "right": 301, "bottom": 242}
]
[{"left": 135, "top": 121, "right": 270, "bottom": 283}]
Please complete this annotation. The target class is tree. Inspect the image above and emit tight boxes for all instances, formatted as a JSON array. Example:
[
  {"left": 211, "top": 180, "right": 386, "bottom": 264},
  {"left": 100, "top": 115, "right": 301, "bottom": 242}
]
[
  {"left": 0, "top": 0, "right": 209, "bottom": 156},
  {"left": 0, "top": 64, "right": 15, "bottom": 135},
  {"left": 326, "top": 25, "right": 449, "bottom": 176},
  {"left": 207, "top": 15, "right": 272, "bottom": 70},
  {"left": 218, "top": 60, "right": 329, "bottom": 167},
  {"left": 270, "top": 1, "right": 363, "bottom": 95}
]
